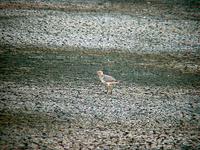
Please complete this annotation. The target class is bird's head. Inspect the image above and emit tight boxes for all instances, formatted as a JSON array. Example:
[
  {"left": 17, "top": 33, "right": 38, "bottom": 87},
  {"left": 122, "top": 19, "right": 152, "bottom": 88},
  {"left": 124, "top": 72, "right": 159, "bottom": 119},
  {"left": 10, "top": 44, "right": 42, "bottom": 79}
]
[{"left": 97, "top": 70, "right": 104, "bottom": 77}]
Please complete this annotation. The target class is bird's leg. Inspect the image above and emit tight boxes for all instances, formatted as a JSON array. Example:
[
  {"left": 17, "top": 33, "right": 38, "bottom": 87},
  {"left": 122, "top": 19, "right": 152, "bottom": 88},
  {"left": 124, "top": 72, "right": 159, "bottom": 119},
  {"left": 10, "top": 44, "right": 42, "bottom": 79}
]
[
  {"left": 105, "top": 85, "right": 108, "bottom": 94},
  {"left": 110, "top": 85, "right": 113, "bottom": 94},
  {"left": 107, "top": 85, "right": 113, "bottom": 94}
]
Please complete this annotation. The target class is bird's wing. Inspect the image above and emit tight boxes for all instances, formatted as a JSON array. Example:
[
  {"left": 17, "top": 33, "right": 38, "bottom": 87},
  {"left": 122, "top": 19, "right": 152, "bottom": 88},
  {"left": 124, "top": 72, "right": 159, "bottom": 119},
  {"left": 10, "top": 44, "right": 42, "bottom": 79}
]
[{"left": 103, "top": 74, "right": 117, "bottom": 82}]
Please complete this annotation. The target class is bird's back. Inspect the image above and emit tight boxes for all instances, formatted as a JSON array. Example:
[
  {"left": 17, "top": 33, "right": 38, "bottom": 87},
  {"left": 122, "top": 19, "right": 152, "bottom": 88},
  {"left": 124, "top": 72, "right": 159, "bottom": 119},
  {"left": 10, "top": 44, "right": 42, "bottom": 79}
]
[{"left": 103, "top": 74, "right": 117, "bottom": 82}]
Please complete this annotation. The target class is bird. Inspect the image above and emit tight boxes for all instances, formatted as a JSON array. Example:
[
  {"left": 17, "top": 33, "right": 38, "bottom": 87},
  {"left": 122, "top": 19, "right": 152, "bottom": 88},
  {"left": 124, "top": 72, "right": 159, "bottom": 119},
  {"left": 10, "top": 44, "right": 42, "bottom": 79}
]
[{"left": 97, "top": 70, "right": 119, "bottom": 94}]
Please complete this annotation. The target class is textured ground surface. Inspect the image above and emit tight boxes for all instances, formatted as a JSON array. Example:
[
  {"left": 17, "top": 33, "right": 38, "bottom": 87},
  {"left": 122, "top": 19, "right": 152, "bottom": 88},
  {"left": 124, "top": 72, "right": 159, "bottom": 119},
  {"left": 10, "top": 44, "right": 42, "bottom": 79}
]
[
  {"left": 0, "top": 2, "right": 200, "bottom": 52},
  {"left": 0, "top": 1, "right": 200, "bottom": 150},
  {"left": 0, "top": 48, "right": 200, "bottom": 149},
  {"left": 0, "top": 81, "right": 200, "bottom": 149}
]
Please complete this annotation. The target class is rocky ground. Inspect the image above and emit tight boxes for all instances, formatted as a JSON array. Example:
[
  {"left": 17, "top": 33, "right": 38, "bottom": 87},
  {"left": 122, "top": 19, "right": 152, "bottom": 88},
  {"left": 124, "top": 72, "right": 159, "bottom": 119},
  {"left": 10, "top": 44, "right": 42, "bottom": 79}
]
[
  {"left": 0, "top": 1, "right": 200, "bottom": 150},
  {"left": 0, "top": 81, "right": 200, "bottom": 149},
  {"left": 0, "top": 1, "right": 200, "bottom": 52}
]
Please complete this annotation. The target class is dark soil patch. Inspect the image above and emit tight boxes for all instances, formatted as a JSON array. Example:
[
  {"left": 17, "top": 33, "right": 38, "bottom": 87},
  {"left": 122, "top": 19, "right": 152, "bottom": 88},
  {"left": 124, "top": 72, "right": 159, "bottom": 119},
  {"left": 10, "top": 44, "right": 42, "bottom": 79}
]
[{"left": 0, "top": 47, "right": 199, "bottom": 87}]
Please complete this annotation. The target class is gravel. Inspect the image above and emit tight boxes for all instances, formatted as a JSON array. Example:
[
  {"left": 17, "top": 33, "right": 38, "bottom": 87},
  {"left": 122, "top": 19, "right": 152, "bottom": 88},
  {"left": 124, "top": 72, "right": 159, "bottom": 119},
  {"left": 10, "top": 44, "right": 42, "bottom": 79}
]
[
  {"left": 0, "top": 81, "right": 200, "bottom": 149},
  {"left": 0, "top": 8, "right": 199, "bottom": 52},
  {"left": 1, "top": 82, "right": 199, "bottom": 122},
  {"left": 0, "top": 1, "right": 200, "bottom": 149},
  {"left": 0, "top": 82, "right": 198, "bottom": 123}
]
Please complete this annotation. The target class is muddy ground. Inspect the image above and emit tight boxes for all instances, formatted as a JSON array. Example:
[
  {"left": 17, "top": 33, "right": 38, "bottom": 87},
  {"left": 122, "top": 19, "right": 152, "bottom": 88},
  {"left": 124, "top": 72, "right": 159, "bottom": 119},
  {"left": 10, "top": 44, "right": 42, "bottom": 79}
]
[{"left": 0, "top": 1, "right": 200, "bottom": 150}]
